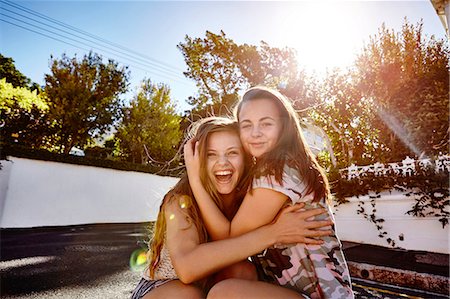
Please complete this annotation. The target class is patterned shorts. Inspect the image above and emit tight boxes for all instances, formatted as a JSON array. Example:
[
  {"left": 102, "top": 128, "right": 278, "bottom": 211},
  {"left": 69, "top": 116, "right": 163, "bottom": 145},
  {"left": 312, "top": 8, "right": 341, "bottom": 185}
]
[{"left": 131, "top": 278, "right": 174, "bottom": 299}]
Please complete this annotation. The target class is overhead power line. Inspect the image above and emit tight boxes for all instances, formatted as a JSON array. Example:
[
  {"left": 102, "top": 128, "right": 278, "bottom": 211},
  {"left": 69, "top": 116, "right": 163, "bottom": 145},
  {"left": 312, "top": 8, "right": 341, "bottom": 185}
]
[
  {"left": 0, "top": 12, "right": 186, "bottom": 82},
  {"left": 0, "top": 0, "right": 191, "bottom": 86},
  {"left": 0, "top": 18, "right": 190, "bottom": 86},
  {"left": 0, "top": 6, "right": 185, "bottom": 80},
  {"left": 1, "top": 0, "right": 184, "bottom": 74}
]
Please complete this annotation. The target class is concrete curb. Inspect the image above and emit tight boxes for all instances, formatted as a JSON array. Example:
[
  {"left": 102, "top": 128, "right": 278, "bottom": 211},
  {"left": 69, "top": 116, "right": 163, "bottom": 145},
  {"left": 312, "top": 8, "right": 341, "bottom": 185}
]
[{"left": 348, "top": 261, "right": 450, "bottom": 295}]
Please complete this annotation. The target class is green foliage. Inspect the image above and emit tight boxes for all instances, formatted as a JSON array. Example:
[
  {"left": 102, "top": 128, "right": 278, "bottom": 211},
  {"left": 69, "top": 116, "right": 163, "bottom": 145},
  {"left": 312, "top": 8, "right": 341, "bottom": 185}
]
[
  {"left": 354, "top": 20, "right": 449, "bottom": 161},
  {"left": 309, "top": 20, "right": 449, "bottom": 168},
  {"left": 178, "top": 31, "right": 243, "bottom": 112},
  {"left": 0, "top": 78, "right": 54, "bottom": 148},
  {"left": 0, "top": 54, "right": 31, "bottom": 88},
  {"left": 331, "top": 158, "right": 449, "bottom": 246},
  {"left": 44, "top": 51, "right": 129, "bottom": 154},
  {"left": 178, "top": 30, "right": 306, "bottom": 119},
  {"left": 310, "top": 70, "right": 380, "bottom": 167},
  {"left": 115, "top": 79, "right": 182, "bottom": 166},
  {"left": 0, "top": 78, "right": 47, "bottom": 112}
]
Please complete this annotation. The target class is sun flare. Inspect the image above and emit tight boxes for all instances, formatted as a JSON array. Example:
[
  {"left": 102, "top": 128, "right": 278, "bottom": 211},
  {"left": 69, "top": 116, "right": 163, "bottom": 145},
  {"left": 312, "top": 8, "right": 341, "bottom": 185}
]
[{"left": 278, "top": 2, "right": 363, "bottom": 75}]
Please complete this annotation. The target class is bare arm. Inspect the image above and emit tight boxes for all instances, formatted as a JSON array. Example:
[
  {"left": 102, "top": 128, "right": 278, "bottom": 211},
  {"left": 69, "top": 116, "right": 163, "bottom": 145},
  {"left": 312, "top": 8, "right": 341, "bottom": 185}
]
[
  {"left": 184, "top": 139, "right": 332, "bottom": 241},
  {"left": 165, "top": 199, "right": 331, "bottom": 284},
  {"left": 184, "top": 139, "right": 235, "bottom": 240}
]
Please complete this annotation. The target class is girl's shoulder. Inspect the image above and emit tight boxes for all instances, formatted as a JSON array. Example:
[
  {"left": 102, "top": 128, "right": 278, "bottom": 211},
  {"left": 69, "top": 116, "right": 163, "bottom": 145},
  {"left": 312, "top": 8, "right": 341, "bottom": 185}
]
[
  {"left": 253, "top": 163, "right": 301, "bottom": 184},
  {"left": 282, "top": 164, "right": 303, "bottom": 185},
  {"left": 163, "top": 194, "right": 192, "bottom": 213},
  {"left": 252, "top": 163, "right": 308, "bottom": 201}
]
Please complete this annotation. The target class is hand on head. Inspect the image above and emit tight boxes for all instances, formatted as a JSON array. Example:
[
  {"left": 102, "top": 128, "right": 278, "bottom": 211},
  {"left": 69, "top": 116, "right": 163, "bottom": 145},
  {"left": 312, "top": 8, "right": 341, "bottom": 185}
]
[{"left": 184, "top": 138, "right": 200, "bottom": 179}]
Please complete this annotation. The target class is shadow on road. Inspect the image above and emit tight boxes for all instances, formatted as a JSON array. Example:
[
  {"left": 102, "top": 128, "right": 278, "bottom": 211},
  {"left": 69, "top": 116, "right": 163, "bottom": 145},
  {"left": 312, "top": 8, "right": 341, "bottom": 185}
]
[{"left": 0, "top": 223, "right": 151, "bottom": 297}]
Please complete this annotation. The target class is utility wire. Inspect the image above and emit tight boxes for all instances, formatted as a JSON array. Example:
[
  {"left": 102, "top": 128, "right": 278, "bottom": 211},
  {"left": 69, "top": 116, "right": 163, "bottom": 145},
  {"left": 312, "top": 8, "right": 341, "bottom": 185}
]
[
  {"left": 1, "top": 6, "right": 186, "bottom": 80},
  {"left": 0, "top": 17, "right": 192, "bottom": 86},
  {"left": 0, "top": 0, "right": 184, "bottom": 75},
  {"left": 0, "top": 0, "right": 193, "bottom": 87}
]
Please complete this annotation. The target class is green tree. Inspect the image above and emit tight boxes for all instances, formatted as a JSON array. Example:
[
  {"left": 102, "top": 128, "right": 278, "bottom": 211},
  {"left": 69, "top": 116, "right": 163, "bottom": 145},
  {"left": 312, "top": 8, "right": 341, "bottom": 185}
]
[
  {"left": 354, "top": 20, "right": 449, "bottom": 161},
  {"left": 0, "top": 78, "right": 53, "bottom": 148},
  {"left": 44, "top": 52, "right": 129, "bottom": 154},
  {"left": 0, "top": 54, "right": 31, "bottom": 88},
  {"left": 310, "top": 70, "right": 380, "bottom": 168},
  {"left": 178, "top": 31, "right": 244, "bottom": 114},
  {"left": 115, "top": 79, "right": 182, "bottom": 165},
  {"left": 178, "top": 31, "right": 307, "bottom": 118}
]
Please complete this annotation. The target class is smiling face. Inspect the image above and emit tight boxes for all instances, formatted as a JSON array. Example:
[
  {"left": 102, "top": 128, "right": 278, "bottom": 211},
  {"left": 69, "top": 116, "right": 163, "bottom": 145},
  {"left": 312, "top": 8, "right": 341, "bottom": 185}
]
[
  {"left": 206, "top": 130, "right": 245, "bottom": 195},
  {"left": 238, "top": 98, "right": 283, "bottom": 158}
]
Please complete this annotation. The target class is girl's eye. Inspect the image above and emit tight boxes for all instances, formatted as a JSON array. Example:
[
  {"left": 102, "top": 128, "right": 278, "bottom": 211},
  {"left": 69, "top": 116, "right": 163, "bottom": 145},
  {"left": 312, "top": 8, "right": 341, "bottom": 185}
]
[
  {"left": 228, "top": 151, "right": 239, "bottom": 156},
  {"left": 261, "top": 122, "right": 272, "bottom": 127},
  {"left": 207, "top": 152, "right": 216, "bottom": 157},
  {"left": 240, "top": 124, "right": 251, "bottom": 130}
]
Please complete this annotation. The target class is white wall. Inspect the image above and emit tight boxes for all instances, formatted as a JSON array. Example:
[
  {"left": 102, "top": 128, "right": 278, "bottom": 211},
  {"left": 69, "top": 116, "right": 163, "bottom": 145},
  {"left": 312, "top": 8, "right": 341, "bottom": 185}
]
[
  {"left": 0, "top": 157, "right": 178, "bottom": 228},
  {"left": 1, "top": 157, "right": 448, "bottom": 254},
  {"left": 332, "top": 191, "right": 449, "bottom": 254}
]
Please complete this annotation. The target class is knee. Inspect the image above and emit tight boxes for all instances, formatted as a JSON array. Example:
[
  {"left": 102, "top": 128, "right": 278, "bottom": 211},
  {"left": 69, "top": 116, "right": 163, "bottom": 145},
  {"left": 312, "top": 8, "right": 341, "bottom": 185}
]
[{"left": 208, "top": 279, "right": 240, "bottom": 299}]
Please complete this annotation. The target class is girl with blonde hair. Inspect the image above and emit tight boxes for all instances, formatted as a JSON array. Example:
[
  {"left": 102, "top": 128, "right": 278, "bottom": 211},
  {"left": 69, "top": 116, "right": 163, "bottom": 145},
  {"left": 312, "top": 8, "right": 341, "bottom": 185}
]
[{"left": 132, "top": 117, "right": 332, "bottom": 299}]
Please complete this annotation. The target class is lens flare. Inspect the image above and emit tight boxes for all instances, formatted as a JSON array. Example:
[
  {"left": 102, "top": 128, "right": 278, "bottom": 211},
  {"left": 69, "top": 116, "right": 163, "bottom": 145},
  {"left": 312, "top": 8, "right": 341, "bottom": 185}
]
[
  {"left": 179, "top": 195, "right": 191, "bottom": 209},
  {"left": 376, "top": 107, "right": 422, "bottom": 157},
  {"left": 129, "top": 248, "right": 148, "bottom": 272}
]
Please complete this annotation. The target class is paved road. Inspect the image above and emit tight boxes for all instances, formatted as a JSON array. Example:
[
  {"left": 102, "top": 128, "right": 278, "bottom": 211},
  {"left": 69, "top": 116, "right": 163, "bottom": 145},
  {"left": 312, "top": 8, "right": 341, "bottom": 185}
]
[{"left": 1, "top": 223, "right": 447, "bottom": 298}]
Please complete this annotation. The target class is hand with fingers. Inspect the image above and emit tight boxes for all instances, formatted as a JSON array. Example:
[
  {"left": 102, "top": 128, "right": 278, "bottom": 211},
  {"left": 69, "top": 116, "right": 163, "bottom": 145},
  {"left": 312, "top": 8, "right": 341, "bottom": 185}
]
[
  {"left": 183, "top": 138, "right": 201, "bottom": 181},
  {"left": 270, "top": 203, "right": 333, "bottom": 246}
]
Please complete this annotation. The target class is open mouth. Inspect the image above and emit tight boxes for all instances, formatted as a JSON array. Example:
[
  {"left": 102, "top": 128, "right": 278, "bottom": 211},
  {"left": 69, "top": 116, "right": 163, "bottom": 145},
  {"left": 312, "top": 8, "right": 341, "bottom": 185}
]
[{"left": 214, "top": 170, "right": 233, "bottom": 183}]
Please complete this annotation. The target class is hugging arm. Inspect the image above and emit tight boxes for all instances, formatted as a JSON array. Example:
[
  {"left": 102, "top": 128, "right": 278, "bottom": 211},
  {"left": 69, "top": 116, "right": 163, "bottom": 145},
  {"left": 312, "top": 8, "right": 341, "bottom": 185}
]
[
  {"left": 184, "top": 139, "right": 332, "bottom": 242},
  {"left": 164, "top": 198, "right": 326, "bottom": 284}
]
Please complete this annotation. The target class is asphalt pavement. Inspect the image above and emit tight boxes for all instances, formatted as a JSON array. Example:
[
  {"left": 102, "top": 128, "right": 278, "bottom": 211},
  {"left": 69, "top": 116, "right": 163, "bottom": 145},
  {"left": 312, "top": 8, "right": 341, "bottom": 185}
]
[{"left": 1, "top": 223, "right": 448, "bottom": 298}]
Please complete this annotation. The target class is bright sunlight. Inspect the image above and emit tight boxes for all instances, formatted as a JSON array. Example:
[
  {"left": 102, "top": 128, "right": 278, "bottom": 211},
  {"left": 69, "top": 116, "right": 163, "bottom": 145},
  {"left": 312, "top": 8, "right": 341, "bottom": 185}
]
[{"left": 276, "top": 2, "right": 365, "bottom": 75}]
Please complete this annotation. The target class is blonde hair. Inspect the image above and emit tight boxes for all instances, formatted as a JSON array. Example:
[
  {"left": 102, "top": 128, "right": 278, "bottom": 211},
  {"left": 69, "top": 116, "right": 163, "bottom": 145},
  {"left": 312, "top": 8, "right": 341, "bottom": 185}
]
[{"left": 148, "top": 117, "right": 249, "bottom": 278}]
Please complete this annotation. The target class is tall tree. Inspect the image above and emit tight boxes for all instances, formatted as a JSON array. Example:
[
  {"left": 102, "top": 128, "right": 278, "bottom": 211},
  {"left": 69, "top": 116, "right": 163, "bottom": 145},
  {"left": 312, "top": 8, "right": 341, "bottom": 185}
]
[
  {"left": 115, "top": 80, "right": 182, "bottom": 165},
  {"left": 0, "top": 78, "right": 53, "bottom": 148},
  {"left": 178, "top": 30, "right": 244, "bottom": 114},
  {"left": 178, "top": 31, "right": 307, "bottom": 118},
  {"left": 45, "top": 52, "right": 129, "bottom": 153},
  {"left": 354, "top": 20, "right": 449, "bottom": 161}
]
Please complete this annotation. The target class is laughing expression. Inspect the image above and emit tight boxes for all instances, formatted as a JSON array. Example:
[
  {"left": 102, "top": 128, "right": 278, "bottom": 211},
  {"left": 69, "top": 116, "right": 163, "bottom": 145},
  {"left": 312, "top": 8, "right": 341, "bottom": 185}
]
[
  {"left": 206, "top": 131, "right": 245, "bottom": 195},
  {"left": 238, "top": 98, "right": 282, "bottom": 158}
]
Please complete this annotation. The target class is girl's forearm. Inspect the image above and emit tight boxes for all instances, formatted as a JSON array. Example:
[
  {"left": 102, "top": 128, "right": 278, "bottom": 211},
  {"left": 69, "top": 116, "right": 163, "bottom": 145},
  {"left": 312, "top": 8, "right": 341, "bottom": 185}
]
[
  {"left": 189, "top": 179, "right": 231, "bottom": 240},
  {"left": 172, "top": 224, "right": 275, "bottom": 284}
]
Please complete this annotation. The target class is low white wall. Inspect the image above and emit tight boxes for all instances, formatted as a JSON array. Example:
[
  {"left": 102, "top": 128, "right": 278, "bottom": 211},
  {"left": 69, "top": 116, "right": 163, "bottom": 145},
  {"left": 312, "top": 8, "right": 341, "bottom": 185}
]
[
  {"left": 0, "top": 157, "right": 178, "bottom": 228},
  {"left": 1, "top": 157, "right": 448, "bottom": 254},
  {"left": 332, "top": 191, "right": 449, "bottom": 254}
]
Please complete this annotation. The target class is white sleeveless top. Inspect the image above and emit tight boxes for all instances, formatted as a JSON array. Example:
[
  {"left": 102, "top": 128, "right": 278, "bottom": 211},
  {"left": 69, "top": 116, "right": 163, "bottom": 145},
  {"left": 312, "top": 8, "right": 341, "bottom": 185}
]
[{"left": 144, "top": 241, "right": 178, "bottom": 281}]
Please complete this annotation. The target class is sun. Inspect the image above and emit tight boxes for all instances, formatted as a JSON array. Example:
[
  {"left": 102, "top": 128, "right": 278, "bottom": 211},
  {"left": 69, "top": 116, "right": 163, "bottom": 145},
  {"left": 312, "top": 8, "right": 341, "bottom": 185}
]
[{"left": 279, "top": 2, "right": 363, "bottom": 76}]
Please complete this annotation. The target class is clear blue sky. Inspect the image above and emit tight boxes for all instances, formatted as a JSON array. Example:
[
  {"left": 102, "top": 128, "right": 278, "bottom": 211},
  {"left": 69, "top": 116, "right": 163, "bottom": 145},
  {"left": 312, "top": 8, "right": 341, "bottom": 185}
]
[{"left": 1, "top": 0, "right": 446, "bottom": 113}]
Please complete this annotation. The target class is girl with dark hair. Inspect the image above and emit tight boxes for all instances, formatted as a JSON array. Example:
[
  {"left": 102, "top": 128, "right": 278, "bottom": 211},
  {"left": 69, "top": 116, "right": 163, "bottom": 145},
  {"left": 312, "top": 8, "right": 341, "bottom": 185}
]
[
  {"left": 132, "top": 117, "right": 332, "bottom": 299},
  {"left": 185, "top": 88, "right": 353, "bottom": 298}
]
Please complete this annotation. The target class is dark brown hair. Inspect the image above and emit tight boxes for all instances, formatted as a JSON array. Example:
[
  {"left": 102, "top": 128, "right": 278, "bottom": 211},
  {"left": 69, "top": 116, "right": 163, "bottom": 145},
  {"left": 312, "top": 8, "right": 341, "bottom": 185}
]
[{"left": 235, "top": 86, "right": 331, "bottom": 203}]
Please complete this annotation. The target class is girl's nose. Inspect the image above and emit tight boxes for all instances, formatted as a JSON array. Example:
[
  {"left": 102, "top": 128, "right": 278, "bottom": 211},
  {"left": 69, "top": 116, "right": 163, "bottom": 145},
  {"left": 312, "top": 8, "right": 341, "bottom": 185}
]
[
  {"left": 251, "top": 125, "right": 262, "bottom": 137},
  {"left": 217, "top": 155, "right": 229, "bottom": 165}
]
